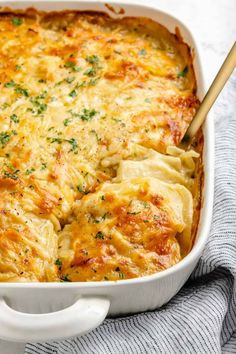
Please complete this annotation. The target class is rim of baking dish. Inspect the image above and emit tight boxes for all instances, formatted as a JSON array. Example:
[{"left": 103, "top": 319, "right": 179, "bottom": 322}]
[{"left": 0, "top": 0, "right": 215, "bottom": 288}]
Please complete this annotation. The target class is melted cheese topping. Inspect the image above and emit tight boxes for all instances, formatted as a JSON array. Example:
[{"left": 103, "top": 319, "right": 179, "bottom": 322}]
[{"left": 0, "top": 10, "right": 201, "bottom": 282}]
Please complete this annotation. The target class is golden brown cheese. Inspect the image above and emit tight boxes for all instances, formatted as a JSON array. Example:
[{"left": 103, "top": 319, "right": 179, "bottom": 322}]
[
  {"left": 0, "top": 9, "right": 201, "bottom": 282},
  {"left": 58, "top": 177, "right": 192, "bottom": 281}
]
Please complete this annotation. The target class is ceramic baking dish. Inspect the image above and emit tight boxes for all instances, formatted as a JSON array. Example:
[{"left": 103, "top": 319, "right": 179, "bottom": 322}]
[{"left": 0, "top": 0, "right": 214, "bottom": 343}]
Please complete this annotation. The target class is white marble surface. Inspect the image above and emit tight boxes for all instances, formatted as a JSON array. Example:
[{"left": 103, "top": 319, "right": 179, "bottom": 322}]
[{"left": 0, "top": 0, "right": 235, "bottom": 353}]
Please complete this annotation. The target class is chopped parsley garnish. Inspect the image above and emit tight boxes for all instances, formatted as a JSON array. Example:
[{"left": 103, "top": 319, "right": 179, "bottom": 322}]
[
  {"left": 63, "top": 118, "right": 71, "bottom": 126},
  {"left": 47, "top": 137, "right": 63, "bottom": 144},
  {"left": 3, "top": 169, "right": 19, "bottom": 180},
  {"left": 25, "top": 168, "right": 35, "bottom": 175},
  {"left": 30, "top": 93, "right": 48, "bottom": 115},
  {"left": 4, "top": 81, "right": 29, "bottom": 97},
  {"left": 88, "top": 77, "right": 100, "bottom": 86},
  {"left": 64, "top": 61, "right": 82, "bottom": 72},
  {"left": 38, "top": 79, "right": 47, "bottom": 83},
  {"left": 138, "top": 48, "right": 146, "bottom": 56},
  {"left": 153, "top": 215, "right": 160, "bottom": 220},
  {"left": 86, "top": 55, "right": 99, "bottom": 64},
  {"left": 67, "top": 138, "right": 78, "bottom": 151},
  {"left": 90, "top": 129, "right": 100, "bottom": 141},
  {"left": 0, "top": 132, "right": 11, "bottom": 147},
  {"left": 10, "top": 114, "right": 19, "bottom": 123},
  {"left": 15, "top": 86, "right": 29, "bottom": 97},
  {"left": 101, "top": 195, "right": 105, "bottom": 201},
  {"left": 142, "top": 201, "right": 150, "bottom": 209},
  {"left": 68, "top": 110, "right": 80, "bottom": 118},
  {"left": 37, "top": 103, "right": 47, "bottom": 115},
  {"left": 69, "top": 89, "right": 77, "bottom": 97},
  {"left": 65, "top": 77, "right": 75, "bottom": 84},
  {"left": 144, "top": 98, "right": 151, "bottom": 103},
  {"left": 75, "top": 81, "right": 87, "bottom": 89},
  {"left": 92, "top": 213, "right": 108, "bottom": 224},
  {"left": 47, "top": 136, "right": 78, "bottom": 152},
  {"left": 12, "top": 17, "right": 23, "bottom": 26},
  {"left": 1, "top": 102, "right": 10, "bottom": 110},
  {"left": 37, "top": 91, "right": 48, "bottom": 99},
  {"left": 15, "top": 65, "right": 21, "bottom": 71},
  {"left": 84, "top": 66, "right": 97, "bottom": 77},
  {"left": 80, "top": 108, "right": 97, "bottom": 121},
  {"left": 95, "top": 231, "right": 105, "bottom": 240},
  {"left": 177, "top": 65, "right": 188, "bottom": 78},
  {"left": 4, "top": 80, "right": 16, "bottom": 88},
  {"left": 127, "top": 211, "right": 141, "bottom": 215},
  {"left": 55, "top": 258, "right": 62, "bottom": 269},
  {"left": 60, "top": 275, "right": 71, "bottom": 282},
  {"left": 77, "top": 185, "right": 88, "bottom": 194},
  {"left": 41, "top": 162, "right": 47, "bottom": 170}
]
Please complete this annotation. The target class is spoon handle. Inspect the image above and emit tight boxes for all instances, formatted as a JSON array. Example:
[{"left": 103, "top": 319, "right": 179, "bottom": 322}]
[{"left": 183, "top": 41, "right": 236, "bottom": 141}]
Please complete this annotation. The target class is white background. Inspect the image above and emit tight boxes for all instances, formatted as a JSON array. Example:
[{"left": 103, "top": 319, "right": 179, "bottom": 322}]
[{"left": 0, "top": 0, "right": 235, "bottom": 353}]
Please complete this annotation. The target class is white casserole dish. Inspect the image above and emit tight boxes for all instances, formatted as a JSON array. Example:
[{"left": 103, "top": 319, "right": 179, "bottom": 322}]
[{"left": 0, "top": 0, "right": 214, "bottom": 343}]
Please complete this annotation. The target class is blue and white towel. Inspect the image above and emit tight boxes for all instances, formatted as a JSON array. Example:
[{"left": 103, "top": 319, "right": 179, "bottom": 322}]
[{"left": 24, "top": 66, "right": 236, "bottom": 354}]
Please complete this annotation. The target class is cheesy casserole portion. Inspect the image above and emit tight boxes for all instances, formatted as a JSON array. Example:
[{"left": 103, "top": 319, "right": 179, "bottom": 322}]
[{"left": 0, "top": 9, "right": 201, "bottom": 282}]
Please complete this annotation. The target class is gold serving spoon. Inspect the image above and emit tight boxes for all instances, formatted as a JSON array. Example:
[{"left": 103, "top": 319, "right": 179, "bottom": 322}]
[{"left": 180, "top": 41, "right": 236, "bottom": 148}]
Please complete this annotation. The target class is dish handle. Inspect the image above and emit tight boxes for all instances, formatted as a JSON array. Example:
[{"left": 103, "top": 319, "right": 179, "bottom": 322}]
[{"left": 0, "top": 296, "right": 110, "bottom": 343}]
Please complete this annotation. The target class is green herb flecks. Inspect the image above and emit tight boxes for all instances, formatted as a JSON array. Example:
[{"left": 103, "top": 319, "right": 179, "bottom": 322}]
[
  {"left": 69, "top": 89, "right": 77, "bottom": 98},
  {"left": 65, "top": 77, "right": 75, "bottom": 84},
  {"left": 4, "top": 80, "right": 16, "bottom": 88},
  {"left": 3, "top": 169, "right": 20, "bottom": 180},
  {"left": 142, "top": 201, "right": 150, "bottom": 209},
  {"left": 0, "top": 132, "right": 11, "bottom": 147},
  {"left": 47, "top": 136, "right": 78, "bottom": 153},
  {"left": 30, "top": 91, "right": 48, "bottom": 115},
  {"left": 47, "top": 137, "right": 63, "bottom": 144},
  {"left": 67, "top": 138, "right": 78, "bottom": 151},
  {"left": 88, "top": 77, "right": 100, "bottom": 86},
  {"left": 55, "top": 258, "right": 62, "bottom": 270},
  {"left": 84, "top": 66, "right": 97, "bottom": 77},
  {"left": 41, "top": 162, "right": 47, "bottom": 170},
  {"left": 80, "top": 108, "right": 97, "bottom": 121},
  {"left": 86, "top": 55, "right": 99, "bottom": 64},
  {"left": 138, "top": 48, "right": 146, "bottom": 56},
  {"left": 153, "top": 215, "right": 160, "bottom": 220},
  {"left": 64, "top": 61, "right": 82, "bottom": 72},
  {"left": 10, "top": 114, "right": 19, "bottom": 123},
  {"left": 90, "top": 129, "right": 100, "bottom": 141},
  {"left": 1, "top": 102, "right": 10, "bottom": 110},
  {"left": 25, "top": 168, "right": 35, "bottom": 175},
  {"left": 77, "top": 184, "right": 88, "bottom": 194},
  {"left": 177, "top": 65, "right": 188, "bottom": 78},
  {"left": 95, "top": 231, "right": 105, "bottom": 240},
  {"left": 60, "top": 274, "right": 71, "bottom": 282},
  {"left": 63, "top": 118, "right": 71, "bottom": 126},
  {"left": 15, "top": 86, "right": 29, "bottom": 97},
  {"left": 12, "top": 17, "right": 23, "bottom": 26}
]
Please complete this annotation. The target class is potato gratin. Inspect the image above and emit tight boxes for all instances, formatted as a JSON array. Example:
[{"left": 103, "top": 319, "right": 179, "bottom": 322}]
[{"left": 0, "top": 9, "right": 202, "bottom": 282}]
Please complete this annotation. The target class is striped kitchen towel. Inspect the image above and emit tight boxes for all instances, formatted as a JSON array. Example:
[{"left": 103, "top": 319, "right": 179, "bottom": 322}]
[{"left": 25, "top": 73, "right": 236, "bottom": 354}]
